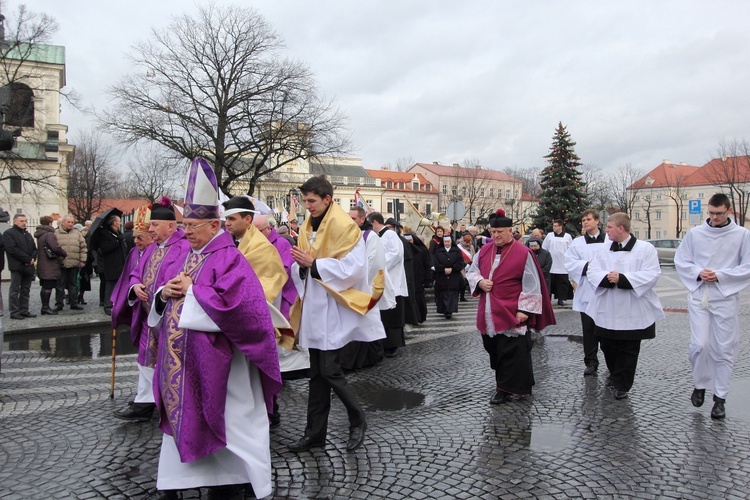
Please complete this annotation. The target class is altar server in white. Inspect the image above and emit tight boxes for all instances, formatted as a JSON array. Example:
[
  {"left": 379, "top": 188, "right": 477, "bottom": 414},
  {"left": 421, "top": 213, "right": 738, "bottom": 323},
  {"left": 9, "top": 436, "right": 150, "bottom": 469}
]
[
  {"left": 586, "top": 212, "right": 664, "bottom": 400},
  {"left": 543, "top": 219, "right": 574, "bottom": 306},
  {"left": 674, "top": 193, "right": 750, "bottom": 419},
  {"left": 565, "top": 209, "right": 608, "bottom": 377}
]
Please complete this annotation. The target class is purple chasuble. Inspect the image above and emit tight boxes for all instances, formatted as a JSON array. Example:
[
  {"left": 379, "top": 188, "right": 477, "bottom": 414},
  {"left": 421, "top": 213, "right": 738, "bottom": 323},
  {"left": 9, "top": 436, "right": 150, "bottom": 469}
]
[
  {"left": 474, "top": 240, "right": 556, "bottom": 334},
  {"left": 267, "top": 227, "right": 298, "bottom": 319},
  {"left": 111, "top": 246, "right": 146, "bottom": 331},
  {"left": 122, "top": 229, "right": 191, "bottom": 366},
  {"left": 154, "top": 231, "right": 282, "bottom": 463}
]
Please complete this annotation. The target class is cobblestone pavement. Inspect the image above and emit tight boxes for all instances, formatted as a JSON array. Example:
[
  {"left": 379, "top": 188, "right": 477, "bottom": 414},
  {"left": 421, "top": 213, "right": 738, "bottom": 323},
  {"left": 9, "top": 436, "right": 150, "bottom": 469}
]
[{"left": 1, "top": 269, "right": 750, "bottom": 499}]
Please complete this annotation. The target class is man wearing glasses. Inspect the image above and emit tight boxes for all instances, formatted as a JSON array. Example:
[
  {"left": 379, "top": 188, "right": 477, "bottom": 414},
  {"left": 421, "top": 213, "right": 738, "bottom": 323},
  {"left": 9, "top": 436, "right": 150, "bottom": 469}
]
[{"left": 675, "top": 193, "right": 750, "bottom": 419}]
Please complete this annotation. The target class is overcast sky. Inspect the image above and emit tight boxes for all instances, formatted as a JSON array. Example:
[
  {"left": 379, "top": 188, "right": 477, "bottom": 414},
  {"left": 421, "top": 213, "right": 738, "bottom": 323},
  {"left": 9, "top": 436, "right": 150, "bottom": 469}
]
[{"left": 25, "top": 0, "right": 750, "bottom": 174}]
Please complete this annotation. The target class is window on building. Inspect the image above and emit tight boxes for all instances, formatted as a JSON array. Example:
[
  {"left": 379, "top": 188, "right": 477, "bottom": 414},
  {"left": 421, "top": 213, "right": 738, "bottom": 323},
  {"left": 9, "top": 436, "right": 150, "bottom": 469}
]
[
  {"left": 412, "top": 181, "right": 419, "bottom": 191},
  {"left": 452, "top": 185, "right": 457, "bottom": 195},
  {"left": 470, "top": 208, "right": 476, "bottom": 218},
  {"left": 480, "top": 188, "right": 485, "bottom": 197},
  {"left": 413, "top": 202, "right": 419, "bottom": 211},
  {"left": 334, "top": 198, "right": 341, "bottom": 206},
  {"left": 514, "top": 190, "right": 519, "bottom": 199},
  {"left": 386, "top": 181, "right": 393, "bottom": 189},
  {"left": 398, "top": 182, "right": 404, "bottom": 190},
  {"left": 656, "top": 194, "right": 662, "bottom": 200},
  {"left": 367, "top": 199, "right": 374, "bottom": 207},
  {"left": 505, "top": 189, "right": 511, "bottom": 199},
  {"left": 489, "top": 188, "right": 494, "bottom": 198},
  {"left": 387, "top": 202, "right": 392, "bottom": 213},
  {"left": 681, "top": 211, "right": 686, "bottom": 220},
  {"left": 656, "top": 230, "right": 661, "bottom": 238},
  {"left": 635, "top": 195, "right": 640, "bottom": 201},
  {"left": 46, "top": 130, "right": 59, "bottom": 153},
  {"left": 656, "top": 210, "right": 662, "bottom": 220},
  {"left": 462, "top": 186, "right": 467, "bottom": 196},
  {"left": 634, "top": 230, "right": 640, "bottom": 238},
  {"left": 425, "top": 185, "right": 431, "bottom": 191},
  {"left": 266, "top": 196, "right": 274, "bottom": 208},
  {"left": 698, "top": 193, "right": 704, "bottom": 198},
  {"left": 4, "top": 83, "right": 34, "bottom": 127},
  {"left": 10, "top": 176, "right": 22, "bottom": 194},
  {"left": 425, "top": 203, "right": 432, "bottom": 215},
  {"left": 442, "top": 184, "right": 447, "bottom": 195},
  {"left": 645, "top": 195, "right": 651, "bottom": 201},
  {"left": 635, "top": 212, "right": 641, "bottom": 220}
]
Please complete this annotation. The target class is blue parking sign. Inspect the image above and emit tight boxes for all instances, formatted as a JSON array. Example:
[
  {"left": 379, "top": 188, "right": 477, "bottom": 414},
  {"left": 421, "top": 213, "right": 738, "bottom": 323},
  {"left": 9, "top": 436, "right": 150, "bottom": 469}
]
[{"left": 689, "top": 199, "right": 701, "bottom": 214}]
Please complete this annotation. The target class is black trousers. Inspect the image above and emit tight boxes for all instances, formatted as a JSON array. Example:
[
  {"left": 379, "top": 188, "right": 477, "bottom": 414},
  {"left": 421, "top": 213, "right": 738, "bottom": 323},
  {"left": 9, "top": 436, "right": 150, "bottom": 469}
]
[
  {"left": 580, "top": 313, "right": 599, "bottom": 369},
  {"left": 598, "top": 337, "right": 642, "bottom": 392},
  {"left": 9, "top": 268, "right": 33, "bottom": 315},
  {"left": 481, "top": 333, "right": 534, "bottom": 395},
  {"left": 304, "top": 348, "right": 366, "bottom": 440},
  {"left": 56, "top": 267, "right": 80, "bottom": 307}
]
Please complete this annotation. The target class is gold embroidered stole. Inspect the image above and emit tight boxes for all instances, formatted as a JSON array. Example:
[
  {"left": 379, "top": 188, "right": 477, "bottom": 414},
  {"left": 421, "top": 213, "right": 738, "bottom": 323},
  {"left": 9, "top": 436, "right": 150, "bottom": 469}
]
[{"left": 162, "top": 252, "right": 209, "bottom": 433}]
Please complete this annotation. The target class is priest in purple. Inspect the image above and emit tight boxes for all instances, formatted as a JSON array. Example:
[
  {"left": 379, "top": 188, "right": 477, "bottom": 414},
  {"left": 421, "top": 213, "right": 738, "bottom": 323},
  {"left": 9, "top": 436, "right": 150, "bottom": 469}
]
[
  {"left": 113, "top": 198, "right": 191, "bottom": 422},
  {"left": 466, "top": 209, "right": 556, "bottom": 405},
  {"left": 111, "top": 205, "right": 154, "bottom": 421},
  {"left": 147, "top": 158, "right": 282, "bottom": 500}
]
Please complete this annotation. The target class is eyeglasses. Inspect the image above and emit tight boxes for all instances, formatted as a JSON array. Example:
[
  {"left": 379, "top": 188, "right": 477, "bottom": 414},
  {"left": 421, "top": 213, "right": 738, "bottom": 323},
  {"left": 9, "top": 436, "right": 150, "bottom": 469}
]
[
  {"left": 183, "top": 221, "right": 212, "bottom": 232},
  {"left": 708, "top": 210, "right": 727, "bottom": 216}
]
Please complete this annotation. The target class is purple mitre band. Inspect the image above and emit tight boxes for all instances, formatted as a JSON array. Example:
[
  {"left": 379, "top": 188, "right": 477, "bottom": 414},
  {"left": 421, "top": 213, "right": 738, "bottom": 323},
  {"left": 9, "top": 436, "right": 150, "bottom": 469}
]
[{"left": 183, "top": 203, "right": 220, "bottom": 219}]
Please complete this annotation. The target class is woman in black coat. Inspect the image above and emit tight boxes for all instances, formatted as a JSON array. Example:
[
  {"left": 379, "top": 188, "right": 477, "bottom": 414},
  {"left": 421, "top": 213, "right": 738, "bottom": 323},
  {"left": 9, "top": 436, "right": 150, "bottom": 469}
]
[
  {"left": 91, "top": 214, "right": 128, "bottom": 315},
  {"left": 432, "top": 234, "right": 466, "bottom": 319},
  {"left": 34, "top": 216, "right": 67, "bottom": 315}
]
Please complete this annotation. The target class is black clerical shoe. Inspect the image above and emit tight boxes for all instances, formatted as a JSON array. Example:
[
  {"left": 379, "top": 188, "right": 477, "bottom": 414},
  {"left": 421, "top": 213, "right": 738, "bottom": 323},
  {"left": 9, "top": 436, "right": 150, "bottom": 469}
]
[
  {"left": 691, "top": 388, "right": 706, "bottom": 408},
  {"left": 711, "top": 396, "right": 726, "bottom": 419},
  {"left": 557, "top": 299, "right": 565, "bottom": 306},
  {"left": 583, "top": 366, "right": 598, "bottom": 377},
  {"left": 605, "top": 376, "right": 615, "bottom": 389},
  {"left": 207, "top": 484, "right": 244, "bottom": 500},
  {"left": 490, "top": 390, "right": 509, "bottom": 405},
  {"left": 10, "top": 314, "right": 25, "bottom": 320},
  {"left": 288, "top": 435, "right": 326, "bottom": 452},
  {"left": 614, "top": 389, "right": 629, "bottom": 400},
  {"left": 114, "top": 403, "right": 155, "bottom": 422},
  {"left": 445, "top": 313, "right": 452, "bottom": 319},
  {"left": 147, "top": 489, "right": 180, "bottom": 500},
  {"left": 70, "top": 304, "right": 84, "bottom": 310},
  {"left": 347, "top": 421, "right": 367, "bottom": 452},
  {"left": 20, "top": 311, "right": 37, "bottom": 318}
]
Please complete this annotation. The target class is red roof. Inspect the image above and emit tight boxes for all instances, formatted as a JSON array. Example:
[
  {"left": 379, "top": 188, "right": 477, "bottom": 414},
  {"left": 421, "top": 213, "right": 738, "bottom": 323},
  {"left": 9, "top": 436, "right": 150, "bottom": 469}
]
[
  {"left": 629, "top": 157, "right": 750, "bottom": 189},
  {"left": 364, "top": 169, "right": 436, "bottom": 192},
  {"left": 410, "top": 162, "right": 520, "bottom": 183},
  {"left": 629, "top": 162, "right": 701, "bottom": 189},
  {"left": 68, "top": 198, "right": 184, "bottom": 222}
]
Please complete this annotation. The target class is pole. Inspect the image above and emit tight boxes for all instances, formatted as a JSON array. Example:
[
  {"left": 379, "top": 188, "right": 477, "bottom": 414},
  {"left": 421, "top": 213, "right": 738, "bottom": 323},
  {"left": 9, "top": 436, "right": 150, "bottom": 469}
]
[{"left": 110, "top": 327, "right": 117, "bottom": 398}]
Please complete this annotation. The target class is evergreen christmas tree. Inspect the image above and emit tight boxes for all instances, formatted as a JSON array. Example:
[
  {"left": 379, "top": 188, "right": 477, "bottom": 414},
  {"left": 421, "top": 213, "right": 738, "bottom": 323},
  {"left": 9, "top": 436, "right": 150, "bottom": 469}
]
[{"left": 532, "top": 122, "right": 588, "bottom": 234}]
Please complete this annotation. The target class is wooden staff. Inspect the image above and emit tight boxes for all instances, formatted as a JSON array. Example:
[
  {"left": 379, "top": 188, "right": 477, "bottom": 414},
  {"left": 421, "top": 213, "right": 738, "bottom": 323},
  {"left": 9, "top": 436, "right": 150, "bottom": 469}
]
[{"left": 109, "top": 327, "right": 117, "bottom": 398}]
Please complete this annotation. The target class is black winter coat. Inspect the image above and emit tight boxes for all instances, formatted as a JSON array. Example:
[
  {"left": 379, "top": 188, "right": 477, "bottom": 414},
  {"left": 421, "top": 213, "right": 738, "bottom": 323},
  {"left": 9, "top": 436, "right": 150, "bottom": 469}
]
[
  {"left": 432, "top": 245, "right": 466, "bottom": 291},
  {"left": 93, "top": 229, "right": 128, "bottom": 281},
  {"left": 34, "top": 225, "right": 67, "bottom": 281},
  {"left": 3, "top": 225, "right": 37, "bottom": 272}
]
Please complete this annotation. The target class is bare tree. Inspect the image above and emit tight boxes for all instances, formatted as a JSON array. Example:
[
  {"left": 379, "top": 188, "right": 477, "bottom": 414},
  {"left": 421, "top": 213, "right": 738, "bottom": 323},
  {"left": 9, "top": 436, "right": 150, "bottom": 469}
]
[
  {"left": 126, "top": 145, "right": 183, "bottom": 203},
  {"left": 447, "top": 161, "right": 497, "bottom": 225},
  {"left": 609, "top": 163, "right": 644, "bottom": 217},
  {"left": 67, "top": 130, "right": 120, "bottom": 223},
  {"left": 101, "top": 4, "right": 349, "bottom": 195},
  {"left": 702, "top": 139, "right": 750, "bottom": 226},
  {"left": 580, "top": 163, "right": 611, "bottom": 210},
  {"left": 642, "top": 194, "right": 653, "bottom": 239},
  {"left": 503, "top": 166, "right": 540, "bottom": 198},
  {"left": 662, "top": 174, "right": 689, "bottom": 237}
]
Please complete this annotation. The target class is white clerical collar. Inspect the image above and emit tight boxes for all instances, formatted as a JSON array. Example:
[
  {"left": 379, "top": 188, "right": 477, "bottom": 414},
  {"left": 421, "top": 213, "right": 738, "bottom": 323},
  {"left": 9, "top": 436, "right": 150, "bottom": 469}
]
[
  {"left": 587, "top": 231, "right": 600, "bottom": 239},
  {"left": 620, "top": 235, "right": 632, "bottom": 248}
]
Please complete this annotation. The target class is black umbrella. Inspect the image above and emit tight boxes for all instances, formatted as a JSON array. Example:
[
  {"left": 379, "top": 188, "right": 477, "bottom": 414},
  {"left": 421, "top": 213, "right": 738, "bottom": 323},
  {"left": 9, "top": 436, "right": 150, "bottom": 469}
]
[{"left": 88, "top": 207, "right": 123, "bottom": 251}]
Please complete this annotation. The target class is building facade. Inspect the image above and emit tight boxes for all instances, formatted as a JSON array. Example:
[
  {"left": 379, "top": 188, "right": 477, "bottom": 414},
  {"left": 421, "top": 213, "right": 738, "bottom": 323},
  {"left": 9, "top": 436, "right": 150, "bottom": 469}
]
[
  {"left": 0, "top": 40, "right": 74, "bottom": 229},
  {"left": 363, "top": 168, "right": 438, "bottom": 230}
]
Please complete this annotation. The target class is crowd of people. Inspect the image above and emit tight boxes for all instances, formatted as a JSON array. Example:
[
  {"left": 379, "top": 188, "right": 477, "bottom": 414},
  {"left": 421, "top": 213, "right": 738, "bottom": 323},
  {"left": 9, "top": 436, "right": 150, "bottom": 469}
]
[{"left": 3, "top": 163, "right": 748, "bottom": 498}]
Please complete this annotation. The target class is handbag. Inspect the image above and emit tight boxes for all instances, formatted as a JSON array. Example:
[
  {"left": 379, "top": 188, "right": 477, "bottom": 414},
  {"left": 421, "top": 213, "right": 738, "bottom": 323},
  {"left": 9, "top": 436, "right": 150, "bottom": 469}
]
[{"left": 44, "top": 245, "right": 56, "bottom": 259}]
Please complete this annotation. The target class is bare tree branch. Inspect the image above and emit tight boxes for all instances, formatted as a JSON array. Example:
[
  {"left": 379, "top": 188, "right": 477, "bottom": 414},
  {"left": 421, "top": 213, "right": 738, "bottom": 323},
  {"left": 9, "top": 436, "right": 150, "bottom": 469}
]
[
  {"left": 702, "top": 139, "right": 750, "bottom": 226},
  {"left": 67, "top": 129, "right": 120, "bottom": 223},
  {"left": 101, "top": 4, "right": 350, "bottom": 196}
]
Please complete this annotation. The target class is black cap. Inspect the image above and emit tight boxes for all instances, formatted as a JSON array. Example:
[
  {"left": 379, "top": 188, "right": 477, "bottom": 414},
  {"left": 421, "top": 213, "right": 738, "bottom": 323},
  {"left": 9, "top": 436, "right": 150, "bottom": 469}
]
[{"left": 385, "top": 217, "right": 402, "bottom": 228}]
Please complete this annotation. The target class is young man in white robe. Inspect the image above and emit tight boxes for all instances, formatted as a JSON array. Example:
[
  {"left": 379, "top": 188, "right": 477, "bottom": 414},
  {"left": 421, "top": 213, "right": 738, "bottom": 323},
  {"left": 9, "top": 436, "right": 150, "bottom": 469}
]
[
  {"left": 674, "top": 193, "right": 750, "bottom": 419},
  {"left": 564, "top": 208, "right": 608, "bottom": 377},
  {"left": 289, "top": 176, "right": 386, "bottom": 453},
  {"left": 542, "top": 219, "right": 574, "bottom": 306},
  {"left": 586, "top": 212, "right": 664, "bottom": 400}
]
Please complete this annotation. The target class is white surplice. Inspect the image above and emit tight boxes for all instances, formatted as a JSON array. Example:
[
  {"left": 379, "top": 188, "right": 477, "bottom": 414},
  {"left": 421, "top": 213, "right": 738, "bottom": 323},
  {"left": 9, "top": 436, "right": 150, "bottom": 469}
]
[
  {"left": 542, "top": 232, "right": 573, "bottom": 274},
  {"left": 585, "top": 239, "right": 664, "bottom": 331},
  {"left": 564, "top": 233, "right": 609, "bottom": 313}
]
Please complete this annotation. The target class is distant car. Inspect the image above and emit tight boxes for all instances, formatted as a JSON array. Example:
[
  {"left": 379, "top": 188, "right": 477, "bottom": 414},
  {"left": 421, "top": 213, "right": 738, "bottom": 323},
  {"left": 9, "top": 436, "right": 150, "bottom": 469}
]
[{"left": 646, "top": 238, "right": 682, "bottom": 264}]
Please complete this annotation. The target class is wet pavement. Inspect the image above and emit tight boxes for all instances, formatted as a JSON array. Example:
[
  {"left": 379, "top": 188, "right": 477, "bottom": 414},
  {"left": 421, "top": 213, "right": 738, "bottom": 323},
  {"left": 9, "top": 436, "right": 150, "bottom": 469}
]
[{"left": 2, "top": 269, "right": 750, "bottom": 499}]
